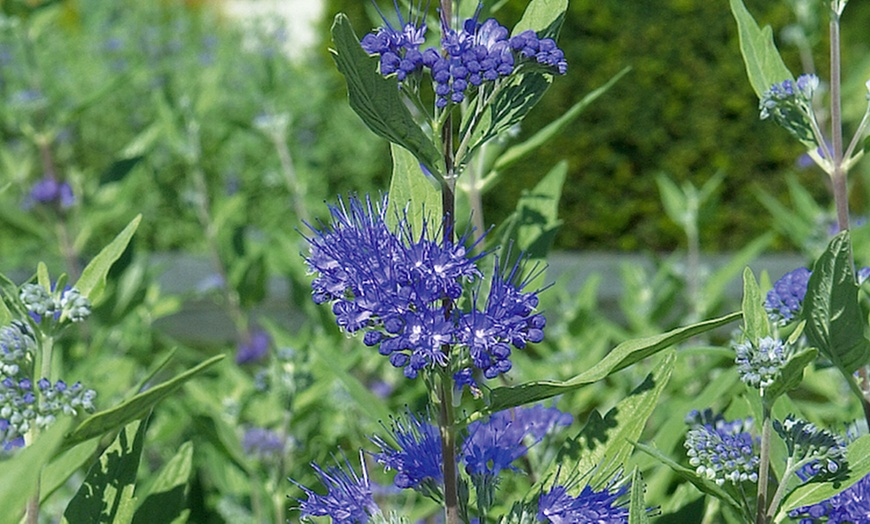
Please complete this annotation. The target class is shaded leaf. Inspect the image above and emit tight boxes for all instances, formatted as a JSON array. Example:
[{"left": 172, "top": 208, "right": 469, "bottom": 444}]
[
  {"left": 63, "top": 419, "right": 147, "bottom": 524},
  {"left": 330, "top": 14, "right": 442, "bottom": 178},
  {"left": 803, "top": 231, "right": 870, "bottom": 374},
  {"left": 132, "top": 441, "right": 193, "bottom": 524},
  {"left": 460, "top": 73, "right": 552, "bottom": 161},
  {"left": 543, "top": 352, "right": 675, "bottom": 489}
]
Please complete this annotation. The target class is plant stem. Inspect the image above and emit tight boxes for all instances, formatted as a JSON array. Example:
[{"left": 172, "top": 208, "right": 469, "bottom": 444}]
[
  {"left": 438, "top": 2, "right": 460, "bottom": 515},
  {"left": 829, "top": 12, "right": 848, "bottom": 233},
  {"left": 25, "top": 334, "right": 54, "bottom": 524},
  {"left": 828, "top": 7, "right": 870, "bottom": 429},
  {"left": 755, "top": 401, "right": 772, "bottom": 524}
]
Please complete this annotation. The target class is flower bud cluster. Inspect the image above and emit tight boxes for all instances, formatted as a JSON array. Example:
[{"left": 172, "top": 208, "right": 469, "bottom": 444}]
[
  {"left": 0, "top": 321, "right": 96, "bottom": 450},
  {"left": 733, "top": 336, "right": 790, "bottom": 390},
  {"left": 359, "top": 3, "right": 567, "bottom": 109},
  {"left": 19, "top": 283, "right": 91, "bottom": 325},
  {"left": 759, "top": 74, "right": 820, "bottom": 145},
  {"left": 684, "top": 409, "right": 759, "bottom": 486},
  {"left": 764, "top": 267, "right": 811, "bottom": 325},
  {"left": 0, "top": 375, "right": 96, "bottom": 450},
  {"left": 774, "top": 415, "right": 848, "bottom": 483}
]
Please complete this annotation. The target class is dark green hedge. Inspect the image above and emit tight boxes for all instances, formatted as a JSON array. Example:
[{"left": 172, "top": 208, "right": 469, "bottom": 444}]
[{"left": 323, "top": 0, "right": 870, "bottom": 251}]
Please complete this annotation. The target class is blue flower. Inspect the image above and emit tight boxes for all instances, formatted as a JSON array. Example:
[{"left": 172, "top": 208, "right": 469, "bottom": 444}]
[
  {"left": 292, "top": 453, "right": 381, "bottom": 524},
  {"left": 235, "top": 328, "right": 271, "bottom": 365},
  {"left": 458, "top": 258, "right": 546, "bottom": 379},
  {"left": 26, "top": 176, "right": 75, "bottom": 210},
  {"left": 241, "top": 427, "right": 286, "bottom": 462},
  {"left": 684, "top": 409, "right": 759, "bottom": 485},
  {"left": 537, "top": 481, "right": 629, "bottom": 524},
  {"left": 462, "top": 405, "right": 572, "bottom": 476},
  {"left": 370, "top": 411, "right": 444, "bottom": 490},
  {"left": 765, "top": 267, "right": 811, "bottom": 325},
  {"left": 789, "top": 471, "right": 870, "bottom": 523}
]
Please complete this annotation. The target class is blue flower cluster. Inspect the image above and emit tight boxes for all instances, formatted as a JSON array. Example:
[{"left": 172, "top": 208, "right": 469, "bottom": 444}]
[
  {"left": 759, "top": 74, "right": 820, "bottom": 145},
  {"left": 764, "top": 267, "right": 811, "bottom": 325},
  {"left": 537, "top": 482, "right": 629, "bottom": 524},
  {"left": 462, "top": 404, "right": 572, "bottom": 477},
  {"left": 733, "top": 336, "right": 790, "bottom": 390},
  {"left": 369, "top": 405, "right": 571, "bottom": 489},
  {"left": 304, "top": 195, "right": 545, "bottom": 380},
  {"left": 359, "top": 3, "right": 567, "bottom": 108},
  {"left": 684, "top": 409, "right": 759, "bottom": 486},
  {"left": 789, "top": 471, "right": 870, "bottom": 523},
  {"left": 293, "top": 452, "right": 381, "bottom": 524},
  {"left": 294, "top": 405, "right": 571, "bottom": 522},
  {"left": 0, "top": 322, "right": 97, "bottom": 450}
]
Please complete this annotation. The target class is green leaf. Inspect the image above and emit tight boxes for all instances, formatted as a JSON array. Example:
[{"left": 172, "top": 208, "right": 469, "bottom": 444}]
[
  {"left": 63, "top": 355, "right": 224, "bottom": 450},
  {"left": 487, "top": 312, "right": 740, "bottom": 412},
  {"left": 729, "top": 0, "right": 794, "bottom": 98},
  {"left": 655, "top": 174, "right": 687, "bottom": 228},
  {"left": 132, "top": 441, "right": 193, "bottom": 524},
  {"left": 387, "top": 143, "right": 442, "bottom": 232},
  {"left": 0, "top": 420, "right": 70, "bottom": 524},
  {"left": 742, "top": 267, "right": 770, "bottom": 343},
  {"left": 0, "top": 290, "right": 12, "bottom": 325},
  {"left": 513, "top": 0, "right": 569, "bottom": 38},
  {"left": 41, "top": 439, "right": 102, "bottom": 503},
  {"left": 803, "top": 231, "right": 870, "bottom": 374},
  {"left": 495, "top": 161, "right": 566, "bottom": 288},
  {"left": 543, "top": 352, "right": 675, "bottom": 489},
  {"left": 311, "top": 341, "right": 394, "bottom": 428},
  {"left": 461, "top": 73, "right": 553, "bottom": 161},
  {"left": 330, "top": 14, "right": 442, "bottom": 178},
  {"left": 37, "top": 261, "right": 51, "bottom": 290},
  {"left": 628, "top": 468, "right": 650, "bottom": 524},
  {"left": 63, "top": 418, "right": 147, "bottom": 524},
  {"left": 780, "top": 434, "right": 870, "bottom": 516},
  {"left": 75, "top": 214, "right": 141, "bottom": 303},
  {"left": 494, "top": 67, "right": 630, "bottom": 172},
  {"left": 763, "top": 346, "right": 818, "bottom": 401}
]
